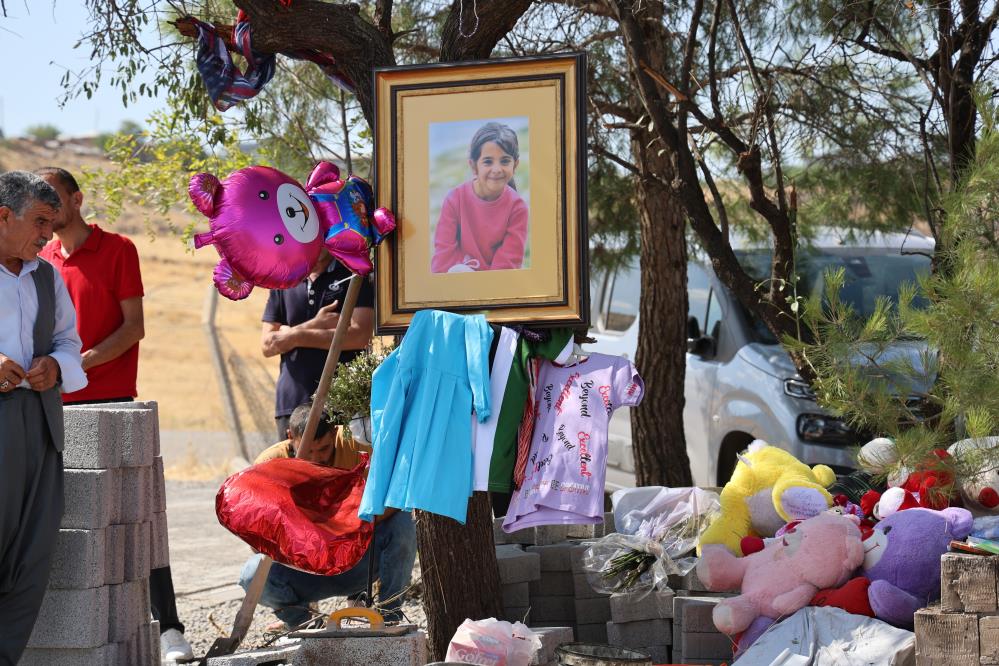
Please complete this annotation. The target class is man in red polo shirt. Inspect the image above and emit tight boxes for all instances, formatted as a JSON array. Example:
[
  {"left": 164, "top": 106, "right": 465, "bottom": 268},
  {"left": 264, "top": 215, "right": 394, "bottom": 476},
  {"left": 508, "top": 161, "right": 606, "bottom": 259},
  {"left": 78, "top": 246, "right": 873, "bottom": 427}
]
[
  {"left": 36, "top": 167, "right": 194, "bottom": 664},
  {"left": 36, "top": 168, "right": 144, "bottom": 404}
]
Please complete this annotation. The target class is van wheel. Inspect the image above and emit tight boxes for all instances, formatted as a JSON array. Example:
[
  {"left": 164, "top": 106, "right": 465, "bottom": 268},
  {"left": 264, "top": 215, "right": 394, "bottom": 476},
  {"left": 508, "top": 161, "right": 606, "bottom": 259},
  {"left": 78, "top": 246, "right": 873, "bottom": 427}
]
[{"left": 716, "top": 433, "right": 754, "bottom": 486}]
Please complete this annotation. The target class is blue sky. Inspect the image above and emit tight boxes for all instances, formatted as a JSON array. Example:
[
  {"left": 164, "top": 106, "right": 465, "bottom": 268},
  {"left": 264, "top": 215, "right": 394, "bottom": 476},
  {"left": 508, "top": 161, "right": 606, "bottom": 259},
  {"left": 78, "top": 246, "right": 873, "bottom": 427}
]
[{"left": 0, "top": 2, "right": 166, "bottom": 137}]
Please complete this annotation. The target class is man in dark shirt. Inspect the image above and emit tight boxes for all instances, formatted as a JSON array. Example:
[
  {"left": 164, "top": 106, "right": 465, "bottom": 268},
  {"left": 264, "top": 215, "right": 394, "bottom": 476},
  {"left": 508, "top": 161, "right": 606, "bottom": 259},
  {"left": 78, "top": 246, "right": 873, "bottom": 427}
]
[{"left": 261, "top": 249, "right": 375, "bottom": 438}]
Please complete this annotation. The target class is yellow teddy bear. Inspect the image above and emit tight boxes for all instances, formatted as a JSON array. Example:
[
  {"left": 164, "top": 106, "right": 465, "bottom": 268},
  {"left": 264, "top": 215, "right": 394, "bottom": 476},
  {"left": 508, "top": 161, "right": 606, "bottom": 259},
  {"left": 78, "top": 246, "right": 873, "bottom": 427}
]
[{"left": 698, "top": 440, "right": 837, "bottom": 556}]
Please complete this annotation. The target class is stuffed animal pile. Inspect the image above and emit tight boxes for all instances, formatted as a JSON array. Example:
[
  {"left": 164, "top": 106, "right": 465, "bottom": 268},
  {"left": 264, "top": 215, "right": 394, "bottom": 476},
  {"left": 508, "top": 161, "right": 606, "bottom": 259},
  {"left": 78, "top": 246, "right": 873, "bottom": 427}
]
[{"left": 695, "top": 437, "right": 977, "bottom": 659}]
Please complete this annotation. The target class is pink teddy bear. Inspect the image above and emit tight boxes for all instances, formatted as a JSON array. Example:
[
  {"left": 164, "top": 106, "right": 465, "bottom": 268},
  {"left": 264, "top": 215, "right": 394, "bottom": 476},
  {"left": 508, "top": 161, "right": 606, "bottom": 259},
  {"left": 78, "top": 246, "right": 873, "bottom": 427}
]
[{"left": 697, "top": 512, "right": 865, "bottom": 636}]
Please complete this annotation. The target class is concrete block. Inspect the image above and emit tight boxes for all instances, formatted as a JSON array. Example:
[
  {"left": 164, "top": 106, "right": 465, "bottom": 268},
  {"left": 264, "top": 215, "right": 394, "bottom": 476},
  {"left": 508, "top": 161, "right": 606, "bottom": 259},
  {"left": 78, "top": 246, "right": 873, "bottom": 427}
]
[
  {"left": 534, "top": 524, "right": 572, "bottom": 546},
  {"left": 575, "top": 596, "right": 611, "bottom": 624},
  {"left": 639, "top": 645, "right": 671, "bottom": 664},
  {"left": 503, "top": 606, "right": 531, "bottom": 624},
  {"left": 530, "top": 595, "right": 576, "bottom": 623},
  {"left": 27, "top": 586, "right": 110, "bottom": 649},
  {"left": 610, "top": 589, "right": 674, "bottom": 623},
  {"left": 529, "top": 622, "right": 575, "bottom": 639},
  {"left": 574, "top": 572, "right": 609, "bottom": 599},
  {"left": 207, "top": 644, "right": 300, "bottom": 665},
  {"left": 503, "top": 582, "right": 530, "bottom": 608},
  {"left": 497, "top": 545, "right": 541, "bottom": 584},
  {"left": 108, "top": 579, "right": 145, "bottom": 642},
  {"left": 668, "top": 569, "right": 710, "bottom": 593},
  {"left": 530, "top": 626, "right": 574, "bottom": 666},
  {"left": 72, "top": 405, "right": 157, "bottom": 468},
  {"left": 123, "top": 520, "right": 152, "bottom": 582},
  {"left": 150, "top": 620, "right": 161, "bottom": 665},
  {"left": 914, "top": 606, "right": 979, "bottom": 666},
  {"left": 152, "top": 456, "right": 166, "bottom": 513},
  {"left": 63, "top": 408, "right": 119, "bottom": 469},
  {"left": 291, "top": 630, "right": 428, "bottom": 665},
  {"left": 136, "top": 622, "right": 152, "bottom": 666},
  {"left": 674, "top": 596, "right": 721, "bottom": 633},
  {"left": 49, "top": 528, "right": 106, "bottom": 589},
  {"left": 940, "top": 552, "right": 998, "bottom": 613},
  {"left": 530, "top": 571, "right": 575, "bottom": 596},
  {"left": 19, "top": 644, "right": 119, "bottom": 665},
  {"left": 118, "top": 465, "right": 152, "bottom": 525},
  {"left": 982, "top": 616, "right": 999, "bottom": 666},
  {"left": 528, "top": 543, "right": 575, "bottom": 571},
  {"left": 109, "top": 467, "right": 122, "bottom": 525},
  {"left": 150, "top": 511, "right": 170, "bottom": 569},
  {"left": 495, "top": 516, "right": 534, "bottom": 545},
  {"left": 606, "top": 618, "right": 672, "bottom": 648},
  {"left": 576, "top": 622, "right": 608, "bottom": 644},
  {"left": 683, "top": 631, "right": 732, "bottom": 660},
  {"left": 105, "top": 523, "right": 126, "bottom": 585},
  {"left": 61, "top": 469, "right": 113, "bottom": 529},
  {"left": 566, "top": 522, "right": 605, "bottom": 539},
  {"left": 569, "top": 543, "right": 590, "bottom": 574}
]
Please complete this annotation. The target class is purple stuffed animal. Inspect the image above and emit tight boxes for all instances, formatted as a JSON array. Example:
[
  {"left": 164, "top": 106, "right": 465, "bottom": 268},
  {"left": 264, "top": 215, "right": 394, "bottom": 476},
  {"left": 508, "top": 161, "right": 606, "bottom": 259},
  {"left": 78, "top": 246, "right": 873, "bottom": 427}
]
[{"left": 862, "top": 506, "right": 973, "bottom": 628}]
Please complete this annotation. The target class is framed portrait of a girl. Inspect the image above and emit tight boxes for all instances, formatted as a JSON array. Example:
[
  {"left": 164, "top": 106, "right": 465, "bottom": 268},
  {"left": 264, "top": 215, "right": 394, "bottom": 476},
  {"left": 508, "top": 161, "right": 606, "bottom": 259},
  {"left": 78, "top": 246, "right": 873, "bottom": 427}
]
[{"left": 372, "top": 53, "right": 589, "bottom": 334}]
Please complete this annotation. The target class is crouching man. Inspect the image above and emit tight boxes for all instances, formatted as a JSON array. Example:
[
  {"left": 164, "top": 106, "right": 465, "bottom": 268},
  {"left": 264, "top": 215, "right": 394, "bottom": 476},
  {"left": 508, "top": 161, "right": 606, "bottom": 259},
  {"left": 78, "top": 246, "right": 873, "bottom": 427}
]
[{"left": 239, "top": 402, "right": 417, "bottom": 631}]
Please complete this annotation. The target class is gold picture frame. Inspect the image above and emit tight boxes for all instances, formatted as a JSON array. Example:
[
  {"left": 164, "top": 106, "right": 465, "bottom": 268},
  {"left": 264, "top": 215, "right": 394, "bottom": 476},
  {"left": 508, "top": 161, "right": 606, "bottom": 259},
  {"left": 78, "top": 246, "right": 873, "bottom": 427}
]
[{"left": 373, "top": 53, "right": 589, "bottom": 334}]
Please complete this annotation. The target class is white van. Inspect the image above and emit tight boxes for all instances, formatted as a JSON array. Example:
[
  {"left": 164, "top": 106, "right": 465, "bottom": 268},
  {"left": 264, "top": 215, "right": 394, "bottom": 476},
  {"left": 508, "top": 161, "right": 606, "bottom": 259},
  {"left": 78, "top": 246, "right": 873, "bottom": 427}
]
[{"left": 587, "top": 229, "right": 934, "bottom": 489}]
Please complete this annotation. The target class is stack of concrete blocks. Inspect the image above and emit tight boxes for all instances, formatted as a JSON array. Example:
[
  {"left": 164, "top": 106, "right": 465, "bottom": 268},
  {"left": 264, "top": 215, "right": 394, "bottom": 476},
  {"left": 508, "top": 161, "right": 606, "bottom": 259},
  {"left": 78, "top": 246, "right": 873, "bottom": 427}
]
[
  {"left": 664, "top": 569, "right": 736, "bottom": 665},
  {"left": 498, "top": 544, "right": 541, "bottom": 626},
  {"left": 914, "top": 552, "right": 999, "bottom": 665},
  {"left": 20, "top": 402, "right": 167, "bottom": 666},
  {"left": 494, "top": 515, "right": 616, "bottom": 645},
  {"left": 604, "top": 589, "right": 674, "bottom": 664}
]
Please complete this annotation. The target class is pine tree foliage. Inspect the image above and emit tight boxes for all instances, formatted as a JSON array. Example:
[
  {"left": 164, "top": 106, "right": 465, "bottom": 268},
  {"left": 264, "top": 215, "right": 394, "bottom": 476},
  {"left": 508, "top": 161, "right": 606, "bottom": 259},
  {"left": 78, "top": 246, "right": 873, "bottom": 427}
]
[{"left": 789, "top": 101, "right": 999, "bottom": 483}]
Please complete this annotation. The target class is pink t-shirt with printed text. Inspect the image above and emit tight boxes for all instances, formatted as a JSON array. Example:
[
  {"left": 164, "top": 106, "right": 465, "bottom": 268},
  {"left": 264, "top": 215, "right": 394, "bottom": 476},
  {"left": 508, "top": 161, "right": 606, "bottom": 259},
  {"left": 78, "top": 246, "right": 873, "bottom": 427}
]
[{"left": 503, "top": 353, "right": 644, "bottom": 531}]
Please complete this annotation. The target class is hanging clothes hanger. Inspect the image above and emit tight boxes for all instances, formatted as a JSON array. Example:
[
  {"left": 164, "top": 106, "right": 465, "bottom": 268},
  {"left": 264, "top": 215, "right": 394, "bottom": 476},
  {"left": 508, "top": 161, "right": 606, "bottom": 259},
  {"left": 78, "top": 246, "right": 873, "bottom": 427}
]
[{"left": 564, "top": 342, "right": 588, "bottom": 367}]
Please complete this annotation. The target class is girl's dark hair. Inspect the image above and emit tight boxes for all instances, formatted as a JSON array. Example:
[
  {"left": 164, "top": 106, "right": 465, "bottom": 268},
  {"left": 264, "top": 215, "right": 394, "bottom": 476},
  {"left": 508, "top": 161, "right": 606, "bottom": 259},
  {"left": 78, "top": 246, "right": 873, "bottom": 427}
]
[{"left": 469, "top": 122, "right": 520, "bottom": 191}]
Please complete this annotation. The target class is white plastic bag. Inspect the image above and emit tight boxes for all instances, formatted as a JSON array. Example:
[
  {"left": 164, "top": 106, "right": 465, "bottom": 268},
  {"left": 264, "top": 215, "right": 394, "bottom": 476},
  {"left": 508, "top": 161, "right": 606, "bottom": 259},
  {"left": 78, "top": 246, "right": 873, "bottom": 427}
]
[{"left": 445, "top": 617, "right": 541, "bottom": 666}]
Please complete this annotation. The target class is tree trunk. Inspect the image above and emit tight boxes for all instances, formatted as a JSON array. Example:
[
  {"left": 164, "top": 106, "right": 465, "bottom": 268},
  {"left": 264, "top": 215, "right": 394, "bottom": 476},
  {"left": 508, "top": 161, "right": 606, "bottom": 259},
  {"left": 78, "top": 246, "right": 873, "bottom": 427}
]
[
  {"left": 629, "top": 129, "right": 694, "bottom": 488},
  {"left": 416, "top": 492, "right": 504, "bottom": 661}
]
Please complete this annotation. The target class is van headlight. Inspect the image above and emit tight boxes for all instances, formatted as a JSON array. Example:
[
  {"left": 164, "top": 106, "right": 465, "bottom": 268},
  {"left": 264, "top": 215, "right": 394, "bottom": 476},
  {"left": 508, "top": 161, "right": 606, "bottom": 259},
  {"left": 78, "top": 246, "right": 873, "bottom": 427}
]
[
  {"left": 783, "top": 378, "right": 816, "bottom": 401},
  {"left": 797, "top": 414, "right": 854, "bottom": 445}
]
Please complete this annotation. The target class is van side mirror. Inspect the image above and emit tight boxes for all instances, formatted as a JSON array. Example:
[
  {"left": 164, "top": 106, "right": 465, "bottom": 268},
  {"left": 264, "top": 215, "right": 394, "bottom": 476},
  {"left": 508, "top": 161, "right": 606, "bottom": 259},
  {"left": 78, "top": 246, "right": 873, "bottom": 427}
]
[{"left": 686, "top": 316, "right": 711, "bottom": 355}]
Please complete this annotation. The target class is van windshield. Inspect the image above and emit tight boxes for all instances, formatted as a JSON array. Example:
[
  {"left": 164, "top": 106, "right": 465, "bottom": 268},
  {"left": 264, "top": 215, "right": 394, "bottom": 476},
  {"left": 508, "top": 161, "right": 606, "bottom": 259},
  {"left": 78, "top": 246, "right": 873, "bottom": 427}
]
[{"left": 735, "top": 248, "right": 932, "bottom": 344}]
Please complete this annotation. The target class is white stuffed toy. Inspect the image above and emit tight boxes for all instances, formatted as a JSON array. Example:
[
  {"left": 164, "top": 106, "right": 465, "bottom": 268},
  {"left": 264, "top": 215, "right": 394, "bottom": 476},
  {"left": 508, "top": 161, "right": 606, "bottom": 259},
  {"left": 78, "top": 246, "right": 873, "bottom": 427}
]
[{"left": 948, "top": 437, "right": 999, "bottom": 515}]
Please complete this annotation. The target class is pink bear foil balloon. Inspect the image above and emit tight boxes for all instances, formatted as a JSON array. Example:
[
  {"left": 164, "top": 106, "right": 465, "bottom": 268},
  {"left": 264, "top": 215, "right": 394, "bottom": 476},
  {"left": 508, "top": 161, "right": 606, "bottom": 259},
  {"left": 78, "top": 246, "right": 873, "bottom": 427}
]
[
  {"left": 191, "top": 166, "right": 322, "bottom": 300},
  {"left": 190, "top": 163, "right": 396, "bottom": 301}
]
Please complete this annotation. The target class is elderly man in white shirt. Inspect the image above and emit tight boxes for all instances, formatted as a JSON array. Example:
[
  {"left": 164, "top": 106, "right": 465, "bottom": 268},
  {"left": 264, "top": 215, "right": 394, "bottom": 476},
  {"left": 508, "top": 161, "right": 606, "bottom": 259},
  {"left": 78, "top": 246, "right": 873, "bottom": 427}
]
[{"left": 0, "top": 171, "right": 86, "bottom": 665}]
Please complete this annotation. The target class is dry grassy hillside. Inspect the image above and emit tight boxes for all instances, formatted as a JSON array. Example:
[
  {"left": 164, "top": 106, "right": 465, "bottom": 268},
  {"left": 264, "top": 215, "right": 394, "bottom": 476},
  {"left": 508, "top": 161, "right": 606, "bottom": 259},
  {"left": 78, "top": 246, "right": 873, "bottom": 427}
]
[{"left": 1, "top": 140, "right": 280, "bottom": 440}]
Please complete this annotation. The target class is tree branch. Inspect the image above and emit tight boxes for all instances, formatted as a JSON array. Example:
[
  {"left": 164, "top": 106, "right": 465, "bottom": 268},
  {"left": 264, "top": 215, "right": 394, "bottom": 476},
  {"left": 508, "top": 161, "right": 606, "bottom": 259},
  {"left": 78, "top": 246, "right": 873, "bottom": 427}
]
[
  {"left": 375, "top": 0, "right": 394, "bottom": 41},
  {"left": 439, "top": 0, "right": 534, "bottom": 62},
  {"left": 592, "top": 144, "right": 644, "bottom": 178}
]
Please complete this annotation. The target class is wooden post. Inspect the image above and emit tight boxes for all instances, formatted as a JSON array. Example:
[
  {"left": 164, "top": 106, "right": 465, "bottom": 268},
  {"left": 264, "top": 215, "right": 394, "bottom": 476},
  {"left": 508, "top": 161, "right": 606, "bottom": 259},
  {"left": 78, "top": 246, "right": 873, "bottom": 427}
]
[
  {"left": 207, "top": 274, "right": 364, "bottom": 658},
  {"left": 297, "top": 273, "right": 364, "bottom": 460}
]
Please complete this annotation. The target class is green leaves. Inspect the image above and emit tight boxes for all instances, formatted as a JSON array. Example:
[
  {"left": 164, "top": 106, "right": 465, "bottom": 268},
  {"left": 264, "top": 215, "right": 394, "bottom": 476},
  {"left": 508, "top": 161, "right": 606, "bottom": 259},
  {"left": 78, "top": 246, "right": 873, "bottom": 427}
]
[{"left": 794, "top": 102, "right": 999, "bottom": 472}]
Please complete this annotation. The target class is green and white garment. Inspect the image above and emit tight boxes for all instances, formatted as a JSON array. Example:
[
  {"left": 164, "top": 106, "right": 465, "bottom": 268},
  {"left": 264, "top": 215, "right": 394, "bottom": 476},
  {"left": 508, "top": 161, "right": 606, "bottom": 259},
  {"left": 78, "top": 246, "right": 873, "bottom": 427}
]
[{"left": 473, "top": 327, "right": 574, "bottom": 492}]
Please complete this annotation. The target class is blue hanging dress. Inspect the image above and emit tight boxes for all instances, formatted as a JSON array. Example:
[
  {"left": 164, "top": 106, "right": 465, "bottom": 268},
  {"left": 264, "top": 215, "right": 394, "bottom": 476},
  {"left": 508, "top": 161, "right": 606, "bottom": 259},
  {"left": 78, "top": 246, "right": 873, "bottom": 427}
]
[{"left": 359, "top": 310, "right": 493, "bottom": 524}]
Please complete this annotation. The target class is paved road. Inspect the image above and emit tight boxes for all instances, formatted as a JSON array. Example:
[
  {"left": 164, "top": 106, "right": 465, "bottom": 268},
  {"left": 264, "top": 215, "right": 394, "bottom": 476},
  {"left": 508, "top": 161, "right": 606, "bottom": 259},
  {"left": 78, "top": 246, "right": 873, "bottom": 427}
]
[{"left": 166, "top": 480, "right": 249, "bottom": 600}]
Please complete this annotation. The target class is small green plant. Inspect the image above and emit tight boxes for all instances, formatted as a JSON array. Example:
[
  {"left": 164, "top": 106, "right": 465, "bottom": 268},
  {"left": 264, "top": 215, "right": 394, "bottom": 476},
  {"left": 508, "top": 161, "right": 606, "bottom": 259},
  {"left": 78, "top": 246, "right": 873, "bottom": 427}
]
[{"left": 325, "top": 346, "right": 392, "bottom": 441}]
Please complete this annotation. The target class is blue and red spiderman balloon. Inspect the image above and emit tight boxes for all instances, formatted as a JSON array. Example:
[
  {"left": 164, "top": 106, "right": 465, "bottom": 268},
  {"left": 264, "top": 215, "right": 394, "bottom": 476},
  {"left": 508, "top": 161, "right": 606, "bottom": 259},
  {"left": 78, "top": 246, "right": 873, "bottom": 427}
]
[{"left": 190, "top": 162, "right": 395, "bottom": 300}]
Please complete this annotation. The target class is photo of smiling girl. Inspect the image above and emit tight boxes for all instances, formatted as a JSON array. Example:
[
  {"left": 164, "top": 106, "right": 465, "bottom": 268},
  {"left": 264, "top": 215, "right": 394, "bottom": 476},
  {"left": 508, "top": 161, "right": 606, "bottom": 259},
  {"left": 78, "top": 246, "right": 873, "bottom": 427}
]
[{"left": 430, "top": 120, "right": 530, "bottom": 273}]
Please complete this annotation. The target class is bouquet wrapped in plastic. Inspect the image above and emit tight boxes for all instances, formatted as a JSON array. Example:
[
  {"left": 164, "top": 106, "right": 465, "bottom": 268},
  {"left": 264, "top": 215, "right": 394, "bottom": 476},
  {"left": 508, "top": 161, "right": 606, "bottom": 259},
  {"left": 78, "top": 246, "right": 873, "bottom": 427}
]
[{"left": 582, "top": 487, "right": 720, "bottom": 594}]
